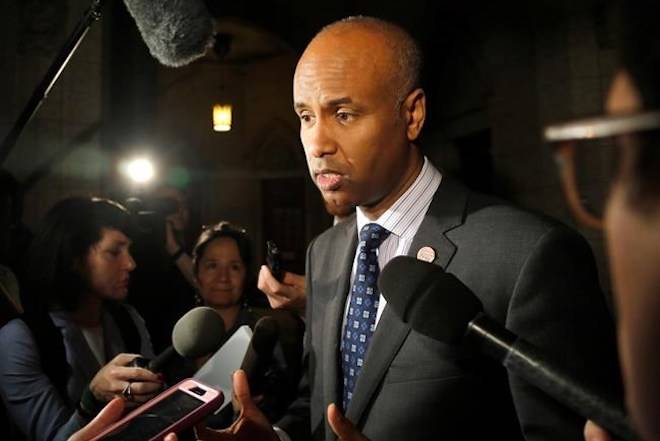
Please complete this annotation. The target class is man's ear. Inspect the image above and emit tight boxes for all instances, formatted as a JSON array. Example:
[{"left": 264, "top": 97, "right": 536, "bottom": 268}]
[{"left": 403, "top": 88, "right": 426, "bottom": 141}]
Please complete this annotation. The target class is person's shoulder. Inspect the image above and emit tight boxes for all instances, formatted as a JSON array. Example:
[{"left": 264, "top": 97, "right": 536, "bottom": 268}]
[
  {"left": 463, "top": 190, "right": 573, "bottom": 238},
  {"left": 1, "top": 316, "right": 31, "bottom": 337},
  {"left": 0, "top": 317, "right": 36, "bottom": 355}
]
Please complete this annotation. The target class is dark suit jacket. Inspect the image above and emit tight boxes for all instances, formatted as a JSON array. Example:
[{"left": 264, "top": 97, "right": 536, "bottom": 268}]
[{"left": 278, "top": 178, "right": 620, "bottom": 441}]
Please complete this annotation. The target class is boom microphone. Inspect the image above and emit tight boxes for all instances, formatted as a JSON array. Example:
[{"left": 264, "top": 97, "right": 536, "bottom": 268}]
[
  {"left": 378, "top": 256, "right": 638, "bottom": 441},
  {"left": 122, "top": 0, "right": 215, "bottom": 67},
  {"left": 148, "top": 306, "right": 226, "bottom": 372},
  {"left": 240, "top": 316, "right": 279, "bottom": 395}
]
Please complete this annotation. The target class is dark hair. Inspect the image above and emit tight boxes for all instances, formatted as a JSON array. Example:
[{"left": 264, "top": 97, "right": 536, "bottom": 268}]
[
  {"left": 192, "top": 221, "right": 252, "bottom": 274},
  {"left": 24, "top": 197, "right": 134, "bottom": 313}
]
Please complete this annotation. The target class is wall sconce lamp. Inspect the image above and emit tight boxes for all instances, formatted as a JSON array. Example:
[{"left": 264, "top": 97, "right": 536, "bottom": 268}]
[{"left": 213, "top": 104, "right": 232, "bottom": 132}]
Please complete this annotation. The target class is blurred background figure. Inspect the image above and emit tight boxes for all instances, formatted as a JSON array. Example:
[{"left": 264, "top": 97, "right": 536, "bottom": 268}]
[
  {"left": 546, "top": 3, "right": 660, "bottom": 440},
  {"left": 128, "top": 184, "right": 199, "bottom": 354},
  {"left": 0, "top": 197, "right": 161, "bottom": 441},
  {"left": 0, "top": 169, "right": 32, "bottom": 291},
  {"left": 190, "top": 221, "right": 304, "bottom": 427}
]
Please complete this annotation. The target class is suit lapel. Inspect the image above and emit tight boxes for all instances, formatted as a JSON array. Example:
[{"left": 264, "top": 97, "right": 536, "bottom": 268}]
[
  {"left": 345, "top": 177, "right": 469, "bottom": 425},
  {"left": 407, "top": 177, "right": 468, "bottom": 268},
  {"left": 322, "top": 218, "right": 358, "bottom": 421}
]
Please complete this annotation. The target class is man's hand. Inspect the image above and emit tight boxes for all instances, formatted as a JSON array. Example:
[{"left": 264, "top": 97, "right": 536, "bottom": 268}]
[
  {"left": 584, "top": 420, "right": 613, "bottom": 441},
  {"left": 194, "top": 370, "right": 278, "bottom": 441},
  {"left": 327, "top": 403, "right": 370, "bottom": 441},
  {"left": 257, "top": 265, "right": 306, "bottom": 317},
  {"left": 69, "top": 398, "right": 178, "bottom": 441},
  {"left": 89, "top": 354, "right": 162, "bottom": 405}
]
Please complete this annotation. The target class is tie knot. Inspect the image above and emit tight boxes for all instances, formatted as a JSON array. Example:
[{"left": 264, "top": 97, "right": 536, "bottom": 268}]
[{"left": 359, "top": 223, "right": 391, "bottom": 249}]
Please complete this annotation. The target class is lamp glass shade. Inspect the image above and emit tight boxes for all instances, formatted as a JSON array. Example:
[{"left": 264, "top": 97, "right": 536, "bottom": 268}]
[{"left": 213, "top": 104, "right": 232, "bottom": 132}]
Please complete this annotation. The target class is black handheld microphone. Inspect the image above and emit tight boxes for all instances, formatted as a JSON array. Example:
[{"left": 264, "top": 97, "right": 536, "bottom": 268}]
[
  {"left": 122, "top": 0, "right": 215, "bottom": 67},
  {"left": 146, "top": 306, "right": 226, "bottom": 373},
  {"left": 378, "top": 256, "right": 639, "bottom": 441},
  {"left": 240, "top": 316, "right": 279, "bottom": 395}
]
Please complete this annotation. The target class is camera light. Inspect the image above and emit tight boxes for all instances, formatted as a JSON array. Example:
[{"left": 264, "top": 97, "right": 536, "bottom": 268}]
[{"left": 124, "top": 158, "right": 155, "bottom": 183}]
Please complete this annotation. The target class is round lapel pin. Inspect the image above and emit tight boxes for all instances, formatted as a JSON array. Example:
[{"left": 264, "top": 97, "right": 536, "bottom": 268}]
[{"left": 416, "top": 246, "right": 436, "bottom": 263}]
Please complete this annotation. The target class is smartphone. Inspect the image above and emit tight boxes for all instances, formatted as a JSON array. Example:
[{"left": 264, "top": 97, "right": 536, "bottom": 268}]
[
  {"left": 266, "top": 240, "right": 283, "bottom": 282},
  {"left": 90, "top": 379, "right": 223, "bottom": 441}
]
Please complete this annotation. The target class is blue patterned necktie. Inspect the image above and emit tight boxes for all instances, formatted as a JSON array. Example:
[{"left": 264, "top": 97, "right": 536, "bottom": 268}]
[{"left": 341, "top": 223, "right": 391, "bottom": 410}]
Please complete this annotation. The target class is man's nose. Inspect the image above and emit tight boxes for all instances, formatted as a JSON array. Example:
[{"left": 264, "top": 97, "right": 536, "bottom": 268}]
[{"left": 305, "top": 120, "right": 337, "bottom": 158}]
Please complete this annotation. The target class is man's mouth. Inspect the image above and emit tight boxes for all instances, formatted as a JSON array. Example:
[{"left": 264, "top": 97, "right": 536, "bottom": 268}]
[{"left": 316, "top": 172, "right": 344, "bottom": 191}]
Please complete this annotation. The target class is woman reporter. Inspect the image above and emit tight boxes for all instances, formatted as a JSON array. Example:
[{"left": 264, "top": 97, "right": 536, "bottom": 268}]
[{"left": 0, "top": 197, "right": 161, "bottom": 441}]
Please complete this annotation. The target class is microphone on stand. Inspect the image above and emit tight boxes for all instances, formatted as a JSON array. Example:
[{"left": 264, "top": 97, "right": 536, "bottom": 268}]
[{"left": 122, "top": 0, "right": 215, "bottom": 67}]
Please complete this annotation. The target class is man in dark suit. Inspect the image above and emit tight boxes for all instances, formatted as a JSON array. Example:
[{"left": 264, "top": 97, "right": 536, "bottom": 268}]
[{"left": 197, "top": 16, "right": 620, "bottom": 441}]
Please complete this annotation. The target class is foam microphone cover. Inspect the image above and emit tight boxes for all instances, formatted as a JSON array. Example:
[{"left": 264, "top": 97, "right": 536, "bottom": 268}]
[
  {"left": 172, "top": 306, "right": 226, "bottom": 358},
  {"left": 378, "top": 256, "right": 483, "bottom": 344},
  {"left": 123, "top": 0, "right": 215, "bottom": 67},
  {"left": 240, "top": 316, "right": 279, "bottom": 395}
]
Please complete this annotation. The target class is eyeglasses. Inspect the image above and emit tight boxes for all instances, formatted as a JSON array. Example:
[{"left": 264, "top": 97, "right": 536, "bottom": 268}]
[{"left": 543, "top": 111, "right": 660, "bottom": 230}]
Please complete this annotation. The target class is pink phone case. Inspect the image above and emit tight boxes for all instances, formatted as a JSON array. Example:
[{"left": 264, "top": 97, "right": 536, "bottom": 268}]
[{"left": 90, "top": 378, "right": 223, "bottom": 441}]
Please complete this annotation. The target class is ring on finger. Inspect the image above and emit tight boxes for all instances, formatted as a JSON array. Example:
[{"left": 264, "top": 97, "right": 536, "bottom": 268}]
[{"left": 121, "top": 381, "right": 133, "bottom": 401}]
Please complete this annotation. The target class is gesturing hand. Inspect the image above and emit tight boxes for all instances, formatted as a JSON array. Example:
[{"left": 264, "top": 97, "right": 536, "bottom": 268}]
[
  {"left": 327, "top": 404, "right": 370, "bottom": 441},
  {"left": 194, "top": 369, "right": 279, "bottom": 441},
  {"left": 89, "top": 353, "right": 162, "bottom": 404}
]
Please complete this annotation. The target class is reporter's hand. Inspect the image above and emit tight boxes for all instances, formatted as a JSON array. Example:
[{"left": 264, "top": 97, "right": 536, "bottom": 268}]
[
  {"left": 193, "top": 370, "right": 278, "bottom": 441},
  {"left": 89, "top": 353, "right": 162, "bottom": 404},
  {"left": 165, "top": 220, "right": 181, "bottom": 256},
  {"left": 584, "top": 420, "right": 613, "bottom": 441},
  {"left": 327, "top": 404, "right": 370, "bottom": 441},
  {"left": 68, "top": 398, "right": 125, "bottom": 441},
  {"left": 68, "top": 398, "right": 179, "bottom": 441},
  {"left": 257, "top": 265, "right": 306, "bottom": 317}
]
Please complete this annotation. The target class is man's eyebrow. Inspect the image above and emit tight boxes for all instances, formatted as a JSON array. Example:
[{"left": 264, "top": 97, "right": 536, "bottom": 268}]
[
  {"left": 294, "top": 97, "right": 354, "bottom": 111},
  {"left": 325, "top": 97, "right": 353, "bottom": 106}
]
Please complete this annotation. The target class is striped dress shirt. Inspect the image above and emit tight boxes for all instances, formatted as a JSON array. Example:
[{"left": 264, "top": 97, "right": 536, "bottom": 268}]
[{"left": 348, "top": 156, "right": 442, "bottom": 327}]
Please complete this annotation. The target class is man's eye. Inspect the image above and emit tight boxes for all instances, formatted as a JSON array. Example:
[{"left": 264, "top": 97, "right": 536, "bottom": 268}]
[
  {"left": 299, "top": 113, "right": 313, "bottom": 123},
  {"left": 336, "top": 111, "right": 353, "bottom": 121}
]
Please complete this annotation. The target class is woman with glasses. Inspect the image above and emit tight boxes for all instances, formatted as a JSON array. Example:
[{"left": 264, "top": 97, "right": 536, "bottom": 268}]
[
  {"left": 0, "top": 197, "right": 161, "bottom": 441},
  {"left": 190, "top": 221, "right": 304, "bottom": 427}
]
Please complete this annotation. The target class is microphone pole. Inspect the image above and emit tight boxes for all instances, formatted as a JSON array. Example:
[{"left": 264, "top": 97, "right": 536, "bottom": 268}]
[
  {"left": 0, "top": 0, "right": 107, "bottom": 165},
  {"left": 467, "top": 313, "right": 638, "bottom": 441}
]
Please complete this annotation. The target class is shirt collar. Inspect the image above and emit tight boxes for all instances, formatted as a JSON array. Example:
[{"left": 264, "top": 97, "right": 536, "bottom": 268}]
[{"left": 356, "top": 157, "right": 442, "bottom": 238}]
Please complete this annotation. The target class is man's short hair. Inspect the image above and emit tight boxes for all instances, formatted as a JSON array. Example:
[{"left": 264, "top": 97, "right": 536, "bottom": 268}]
[{"left": 318, "top": 16, "right": 423, "bottom": 103}]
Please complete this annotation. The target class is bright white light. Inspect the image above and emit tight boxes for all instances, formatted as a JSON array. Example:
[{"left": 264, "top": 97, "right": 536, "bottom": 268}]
[{"left": 125, "top": 158, "right": 155, "bottom": 183}]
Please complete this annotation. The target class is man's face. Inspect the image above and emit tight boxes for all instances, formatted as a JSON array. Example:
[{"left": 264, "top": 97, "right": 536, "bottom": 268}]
[{"left": 293, "top": 28, "right": 424, "bottom": 217}]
